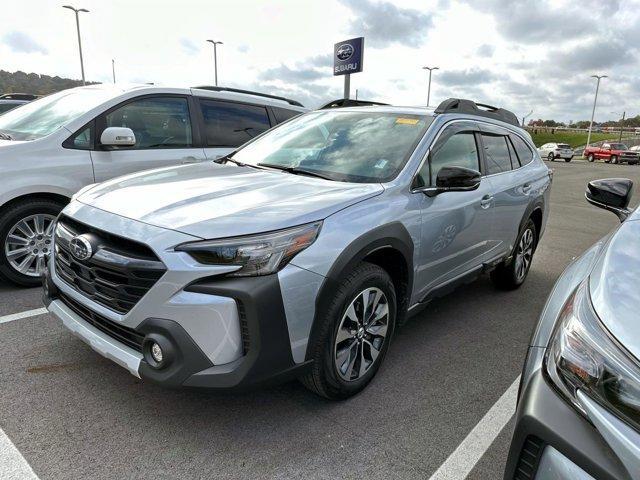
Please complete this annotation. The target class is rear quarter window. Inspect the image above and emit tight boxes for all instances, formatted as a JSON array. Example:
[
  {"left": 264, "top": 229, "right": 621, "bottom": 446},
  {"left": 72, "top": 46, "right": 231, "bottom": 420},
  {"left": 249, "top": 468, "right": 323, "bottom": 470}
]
[
  {"left": 272, "top": 107, "right": 302, "bottom": 124},
  {"left": 510, "top": 134, "right": 534, "bottom": 166}
]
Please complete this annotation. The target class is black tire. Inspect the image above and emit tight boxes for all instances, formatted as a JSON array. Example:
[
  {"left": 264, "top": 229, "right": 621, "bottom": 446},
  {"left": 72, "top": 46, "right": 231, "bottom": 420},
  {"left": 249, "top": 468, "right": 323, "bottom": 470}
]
[
  {"left": 565, "top": 157, "right": 572, "bottom": 162},
  {"left": 490, "top": 219, "right": 537, "bottom": 290},
  {"left": 300, "top": 262, "right": 397, "bottom": 400},
  {"left": 611, "top": 155, "right": 618, "bottom": 164},
  {"left": 0, "top": 198, "right": 64, "bottom": 287},
  {"left": 587, "top": 154, "right": 595, "bottom": 162},
  {"left": 547, "top": 153, "right": 554, "bottom": 162}
]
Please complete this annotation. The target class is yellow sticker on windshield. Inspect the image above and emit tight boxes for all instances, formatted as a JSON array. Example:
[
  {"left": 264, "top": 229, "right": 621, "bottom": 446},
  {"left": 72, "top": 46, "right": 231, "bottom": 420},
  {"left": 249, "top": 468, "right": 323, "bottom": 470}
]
[{"left": 395, "top": 118, "right": 420, "bottom": 125}]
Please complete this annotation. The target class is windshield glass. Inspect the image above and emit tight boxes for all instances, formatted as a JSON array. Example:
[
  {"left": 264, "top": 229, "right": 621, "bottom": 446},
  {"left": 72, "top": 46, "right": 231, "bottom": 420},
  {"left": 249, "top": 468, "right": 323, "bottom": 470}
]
[
  {"left": 231, "top": 110, "right": 432, "bottom": 183},
  {"left": 557, "top": 144, "right": 571, "bottom": 149},
  {"left": 0, "top": 88, "right": 115, "bottom": 141},
  {"left": 610, "top": 143, "right": 628, "bottom": 150}
]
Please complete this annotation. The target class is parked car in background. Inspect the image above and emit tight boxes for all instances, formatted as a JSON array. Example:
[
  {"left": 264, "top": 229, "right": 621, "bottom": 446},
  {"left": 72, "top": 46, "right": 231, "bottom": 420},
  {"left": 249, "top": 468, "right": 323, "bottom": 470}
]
[
  {"left": 538, "top": 142, "right": 574, "bottom": 162},
  {"left": 504, "top": 178, "right": 640, "bottom": 480},
  {"left": 43, "top": 98, "right": 551, "bottom": 399},
  {"left": 584, "top": 142, "right": 639, "bottom": 164},
  {"left": 0, "top": 93, "right": 38, "bottom": 114},
  {"left": 629, "top": 144, "right": 640, "bottom": 154},
  {"left": 0, "top": 84, "right": 306, "bottom": 286}
]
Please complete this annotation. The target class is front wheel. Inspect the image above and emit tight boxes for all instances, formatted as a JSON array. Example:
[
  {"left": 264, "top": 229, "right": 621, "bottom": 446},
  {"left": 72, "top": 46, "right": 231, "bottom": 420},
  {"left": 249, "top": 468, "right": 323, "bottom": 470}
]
[
  {"left": 490, "top": 219, "right": 537, "bottom": 290},
  {"left": 301, "top": 262, "right": 396, "bottom": 399},
  {"left": 0, "top": 199, "right": 64, "bottom": 287},
  {"left": 547, "top": 153, "right": 555, "bottom": 161},
  {"left": 611, "top": 155, "right": 618, "bottom": 164},
  {"left": 565, "top": 157, "right": 572, "bottom": 162},
  {"left": 587, "top": 154, "right": 595, "bottom": 162}
]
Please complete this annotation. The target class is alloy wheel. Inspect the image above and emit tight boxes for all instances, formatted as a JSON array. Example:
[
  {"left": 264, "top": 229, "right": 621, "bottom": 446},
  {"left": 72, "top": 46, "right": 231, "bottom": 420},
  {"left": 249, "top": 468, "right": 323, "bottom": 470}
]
[
  {"left": 514, "top": 228, "right": 534, "bottom": 282},
  {"left": 4, "top": 213, "right": 56, "bottom": 278},
  {"left": 334, "top": 287, "right": 389, "bottom": 382}
]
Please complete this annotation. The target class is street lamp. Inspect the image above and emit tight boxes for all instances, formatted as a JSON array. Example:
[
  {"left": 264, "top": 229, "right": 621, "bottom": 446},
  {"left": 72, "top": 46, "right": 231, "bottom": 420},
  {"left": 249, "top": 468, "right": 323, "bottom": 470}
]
[
  {"left": 585, "top": 74, "right": 607, "bottom": 151},
  {"left": 62, "top": 5, "right": 89, "bottom": 85},
  {"left": 206, "top": 40, "right": 223, "bottom": 86},
  {"left": 112, "top": 59, "right": 116, "bottom": 83},
  {"left": 522, "top": 109, "right": 533, "bottom": 127},
  {"left": 611, "top": 111, "right": 626, "bottom": 143},
  {"left": 422, "top": 66, "right": 439, "bottom": 107}
]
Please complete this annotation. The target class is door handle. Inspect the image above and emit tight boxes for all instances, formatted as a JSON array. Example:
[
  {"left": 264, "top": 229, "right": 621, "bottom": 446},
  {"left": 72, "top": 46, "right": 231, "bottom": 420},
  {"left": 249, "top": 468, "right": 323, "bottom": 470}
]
[
  {"left": 522, "top": 183, "right": 532, "bottom": 194},
  {"left": 480, "top": 194, "right": 493, "bottom": 209},
  {"left": 181, "top": 156, "right": 199, "bottom": 164}
]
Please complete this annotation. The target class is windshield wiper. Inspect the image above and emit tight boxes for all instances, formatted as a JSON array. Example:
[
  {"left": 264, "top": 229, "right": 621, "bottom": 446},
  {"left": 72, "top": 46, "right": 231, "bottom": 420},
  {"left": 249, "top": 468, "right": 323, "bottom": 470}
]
[
  {"left": 257, "top": 163, "right": 336, "bottom": 181},
  {"left": 214, "top": 154, "right": 248, "bottom": 167},
  {"left": 0, "top": 131, "right": 13, "bottom": 140}
]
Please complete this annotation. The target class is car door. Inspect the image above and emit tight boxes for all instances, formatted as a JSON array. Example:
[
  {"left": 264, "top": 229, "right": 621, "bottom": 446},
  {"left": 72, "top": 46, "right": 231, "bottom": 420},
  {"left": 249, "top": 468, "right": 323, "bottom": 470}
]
[
  {"left": 90, "top": 95, "right": 206, "bottom": 182},
  {"left": 196, "top": 98, "right": 273, "bottom": 160},
  {"left": 478, "top": 124, "right": 533, "bottom": 260},
  {"left": 413, "top": 121, "right": 496, "bottom": 300}
]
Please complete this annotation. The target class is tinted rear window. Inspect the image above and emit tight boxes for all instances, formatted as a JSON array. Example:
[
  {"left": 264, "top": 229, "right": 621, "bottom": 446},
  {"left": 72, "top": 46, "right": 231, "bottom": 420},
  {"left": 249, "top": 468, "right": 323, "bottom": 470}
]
[
  {"left": 510, "top": 134, "right": 534, "bottom": 166},
  {"left": 199, "top": 100, "right": 271, "bottom": 147},
  {"left": 482, "top": 134, "right": 512, "bottom": 174},
  {"left": 272, "top": 107, "right": 301, "bottom": 124}
]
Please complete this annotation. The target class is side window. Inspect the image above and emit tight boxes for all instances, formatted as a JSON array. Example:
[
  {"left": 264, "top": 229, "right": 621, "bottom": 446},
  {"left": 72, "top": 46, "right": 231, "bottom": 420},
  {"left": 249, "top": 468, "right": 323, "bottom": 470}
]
[
  {"left": 415, "top": 131, "right": 480, "bottom": 187},
  {"left": 510, "top": 135, "right": 533, "bottom": 166},
  {"left": 272, "top": 107, "right": 301, "bottom": 124},
  {"left": 73, "top": 126, "right": 92, "bottom": 149},
  {"left": 104, "top": 97, "right": 192, "bottom": 149},
  {"left": 506, "top": 136, "right": 519, "bottom": 168},
  {"left": 482, "top": 134, "right": 512, "bottom": 175},
  {"left": 199, "top": 100, "right": 271, "bottom": 147}
]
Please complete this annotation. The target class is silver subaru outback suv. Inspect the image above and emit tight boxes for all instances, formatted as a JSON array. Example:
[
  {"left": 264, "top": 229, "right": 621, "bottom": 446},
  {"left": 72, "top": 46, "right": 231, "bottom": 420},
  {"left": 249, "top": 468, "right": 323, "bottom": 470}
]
[{"left": 43, "top": 98, "right": 552, "bottom": 399}]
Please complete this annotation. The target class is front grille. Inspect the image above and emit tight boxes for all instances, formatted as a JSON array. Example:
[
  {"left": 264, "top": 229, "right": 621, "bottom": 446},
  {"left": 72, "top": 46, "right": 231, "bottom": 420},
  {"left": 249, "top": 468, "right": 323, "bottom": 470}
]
[
  {"left": 237, "top": 300, "right": 250, "bottom": 355},
  {"left": 54, "top": 215, "right": 166, "bottom": 314},
  {"left": 60, "top": 293, "right": 144, "bottom": 352},
  {"left": 513, "top": 436, "right": 544, "bottom": 480}
]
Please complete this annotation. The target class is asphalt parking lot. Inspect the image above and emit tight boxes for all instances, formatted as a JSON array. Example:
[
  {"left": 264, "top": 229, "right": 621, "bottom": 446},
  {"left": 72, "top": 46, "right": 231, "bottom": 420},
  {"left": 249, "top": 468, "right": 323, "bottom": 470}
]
[{"left": 1, "top": 160, "right": 639, "bottom": 480}]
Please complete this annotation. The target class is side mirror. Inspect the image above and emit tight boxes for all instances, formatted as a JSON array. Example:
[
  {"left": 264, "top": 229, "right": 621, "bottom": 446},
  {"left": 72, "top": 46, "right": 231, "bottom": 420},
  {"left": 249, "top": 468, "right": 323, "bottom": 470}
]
[
  {"left": 417, "top": 166, "right": 481, "bottom": 197},
  {"left": 100, "top": 127, "right": 136, "bottom": 147},
  {"left": 586, "top": 178, "right": 633, "bottom": 222}
]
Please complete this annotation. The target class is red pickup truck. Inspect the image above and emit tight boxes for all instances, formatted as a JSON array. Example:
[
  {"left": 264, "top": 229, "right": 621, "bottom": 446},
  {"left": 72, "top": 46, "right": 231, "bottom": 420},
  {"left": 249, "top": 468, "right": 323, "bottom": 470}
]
[{"left": 584, "top": 142, "right": 639, "bottom": 164}]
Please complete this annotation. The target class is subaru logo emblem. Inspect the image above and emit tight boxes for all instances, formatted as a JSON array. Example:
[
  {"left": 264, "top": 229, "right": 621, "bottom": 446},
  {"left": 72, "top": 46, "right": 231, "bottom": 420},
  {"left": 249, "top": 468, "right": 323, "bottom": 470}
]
[
  {"left": 69, "top": 235, "right": 93, "bottom": 261},
  {"left": 336, "top": 44, "right": 354, "bottom": 61}
]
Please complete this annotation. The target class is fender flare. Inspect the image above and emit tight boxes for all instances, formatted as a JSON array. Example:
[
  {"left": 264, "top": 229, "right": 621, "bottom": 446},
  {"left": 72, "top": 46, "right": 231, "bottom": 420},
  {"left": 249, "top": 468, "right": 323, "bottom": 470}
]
[{"left": 304, "top": 222, "right": 414, "bottom": 361}]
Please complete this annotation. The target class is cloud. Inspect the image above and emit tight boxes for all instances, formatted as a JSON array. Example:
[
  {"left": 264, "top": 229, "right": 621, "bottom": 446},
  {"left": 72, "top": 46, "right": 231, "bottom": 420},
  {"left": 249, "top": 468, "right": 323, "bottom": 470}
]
[
  {"left": 476, "top": 44, "right": 495, "bottom": 57},
  {"left": 238, "top": 44, "right": 250, "bottom": 53},
  {"left": 258, "top": 53, "right": 332, "bottom": 84},
  {"left": 2, "top": 31, "right": 48, "bottom": 55},
  {"left": 439, "top": 68, "right": 497, "bottom": 86},
  {"left": 180, "top": 38, "right": 200, "bottom": 55},
  {"left": 550, "top": 39, "right": 636, "bottom": 72},
  {"left": 339, "top": 0, "right": 433, "bottom": 47}
]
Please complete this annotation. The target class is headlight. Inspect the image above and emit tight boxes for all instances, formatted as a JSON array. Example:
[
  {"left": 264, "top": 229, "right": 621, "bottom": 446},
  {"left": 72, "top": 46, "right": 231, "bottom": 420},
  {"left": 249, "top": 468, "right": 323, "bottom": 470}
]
[
  {"left": 545, "top": 281, "right": 640, "bottom": 431},
  {"left": 175, "top": 221, "right": 322, "bottom": 277}
]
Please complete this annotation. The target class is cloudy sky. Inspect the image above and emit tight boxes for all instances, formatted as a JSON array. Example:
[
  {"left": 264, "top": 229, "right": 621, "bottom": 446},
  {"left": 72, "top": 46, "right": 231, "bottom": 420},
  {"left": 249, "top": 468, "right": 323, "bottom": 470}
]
[{"left": 2, "top": 0, "right": 639, "bottom": 122}]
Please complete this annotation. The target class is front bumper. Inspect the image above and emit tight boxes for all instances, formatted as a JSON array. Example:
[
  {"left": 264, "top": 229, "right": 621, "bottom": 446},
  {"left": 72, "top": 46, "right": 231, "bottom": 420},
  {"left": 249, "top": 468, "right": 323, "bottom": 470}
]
[
  {"left": 504, "top": 366, "right": 634, "bottom": 479},
  {"left": 44, "top": 266, "right": 312, "bottom": 391}
]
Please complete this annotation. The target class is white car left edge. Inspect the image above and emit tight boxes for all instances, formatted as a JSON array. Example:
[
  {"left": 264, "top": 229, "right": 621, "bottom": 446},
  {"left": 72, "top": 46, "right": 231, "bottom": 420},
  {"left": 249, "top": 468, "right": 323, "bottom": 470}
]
[{"left": 0, "top": 84, "right": 306, "bottom": 286}]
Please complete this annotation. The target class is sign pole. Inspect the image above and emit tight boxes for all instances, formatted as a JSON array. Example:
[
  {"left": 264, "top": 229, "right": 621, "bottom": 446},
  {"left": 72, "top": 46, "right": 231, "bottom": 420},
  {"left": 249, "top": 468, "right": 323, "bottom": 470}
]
[{"left": 344, "top": 74, "right": 350, "bottom": 100}]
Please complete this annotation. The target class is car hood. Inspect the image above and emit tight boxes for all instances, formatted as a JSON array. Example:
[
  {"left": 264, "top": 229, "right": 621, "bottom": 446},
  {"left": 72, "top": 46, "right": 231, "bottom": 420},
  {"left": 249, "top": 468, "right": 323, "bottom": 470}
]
[
  {"left": 77, "top": 162, "right": 384, "bottom": 239},
  {"left": 589, "top": 217, "right": 640, "bottom": 361}
]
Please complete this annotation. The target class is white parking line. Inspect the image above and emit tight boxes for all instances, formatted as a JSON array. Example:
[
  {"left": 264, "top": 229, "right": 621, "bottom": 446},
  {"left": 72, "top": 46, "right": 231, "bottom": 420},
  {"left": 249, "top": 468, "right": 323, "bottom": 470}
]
[
  {"left": 0, "top": 308, "right": 48, "bottom": 325},
  {"left": 0, "top": 426, "right": 39, "bottom": 480},
  {"left": 428, "top": 376, "right": 520, "bottom": 480}
]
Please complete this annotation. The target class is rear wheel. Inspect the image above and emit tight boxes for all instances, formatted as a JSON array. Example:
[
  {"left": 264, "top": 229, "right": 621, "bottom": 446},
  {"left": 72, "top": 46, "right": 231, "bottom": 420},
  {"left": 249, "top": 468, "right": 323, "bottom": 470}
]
[
  {"left": 547, "top": 153, "right": 554, "bottom": 161},
  {"left": 0, "top": 199, "right": 64, "bottom": 287},
  {"left": 565, "top": 157, "right": 572, "bottom": 162},
  {"left": 587, "top": 154, "right": 595, "bottom": 162},
  {"left": 490, "top": 219, "right": 537, "bottom": 290},
  {"left": 301, "top": 262, "right": 396, "bottom": 399}
]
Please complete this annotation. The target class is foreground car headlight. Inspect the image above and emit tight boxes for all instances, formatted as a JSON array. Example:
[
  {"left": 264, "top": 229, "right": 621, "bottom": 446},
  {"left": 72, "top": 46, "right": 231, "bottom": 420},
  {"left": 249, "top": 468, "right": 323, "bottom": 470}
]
[
  {"left": 545, "top": 281, "right": 640, "bottom": 431},
  {"left": 175, "top": 221, "right": 322, "bottom": 277}
]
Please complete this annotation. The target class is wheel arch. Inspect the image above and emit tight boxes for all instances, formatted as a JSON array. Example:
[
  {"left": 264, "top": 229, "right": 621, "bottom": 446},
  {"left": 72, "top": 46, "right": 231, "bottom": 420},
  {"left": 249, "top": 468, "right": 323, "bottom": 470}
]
[
  {"left": 304, "top": 222, "right": 414, "bottom": 361},
  {"left": 0, "top": 192, "right": 70, "bottom": 213}
]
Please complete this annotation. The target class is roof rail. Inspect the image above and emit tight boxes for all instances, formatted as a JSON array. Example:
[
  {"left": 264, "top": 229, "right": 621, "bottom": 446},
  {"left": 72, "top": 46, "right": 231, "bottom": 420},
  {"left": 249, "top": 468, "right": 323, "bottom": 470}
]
[
  {"left": 434, "top": 98, "right": 519, "bottom": 127},
  {"left": 0, "top": 93, "right": 39, "bottom": 100},
  {"left": 318, "top": 98, "right": 389, "bottom": 109},
  {"left": 192, "top": 86, "right": 304, "bottom": 107}
]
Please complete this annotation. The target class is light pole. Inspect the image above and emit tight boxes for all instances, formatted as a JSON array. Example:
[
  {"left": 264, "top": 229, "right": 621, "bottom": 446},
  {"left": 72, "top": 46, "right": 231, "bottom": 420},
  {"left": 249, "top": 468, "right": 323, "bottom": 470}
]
[
  {"left": 585, "top": 74, "right": 607, "bottom": 151},
  {"left": 522, "top": 109, "right": 533, "bottom": 127},
  {"left": 611, "top": 111, "right": 626, "bottom": 142},
  {"left": 63, "top": 5, "right": 89, "bottom": 85},
  {"left": 422, "top": 66, "right": 439, "bottom": 107},
  {"left": 206, "top": 40, "right": 223, "bottom": 86},
  {"left": 112, "top": 59, "right": 116, "bottom": 83}
]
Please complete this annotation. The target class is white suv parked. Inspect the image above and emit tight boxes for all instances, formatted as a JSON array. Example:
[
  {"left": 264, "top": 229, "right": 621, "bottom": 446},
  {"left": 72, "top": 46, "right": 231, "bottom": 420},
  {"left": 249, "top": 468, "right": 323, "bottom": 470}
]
[
  {"left": 0, "top": 84, "right": 306, "bottom": 286},
  {"left": 538, "top": 142, "right": 574, "bottom": 162}
]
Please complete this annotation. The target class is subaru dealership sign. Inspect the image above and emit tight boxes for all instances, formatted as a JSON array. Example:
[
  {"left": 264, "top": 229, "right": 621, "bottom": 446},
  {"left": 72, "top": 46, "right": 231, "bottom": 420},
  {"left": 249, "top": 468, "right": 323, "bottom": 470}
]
[{"left": 334, "top": 37, "right": 364, "bottom": 76}]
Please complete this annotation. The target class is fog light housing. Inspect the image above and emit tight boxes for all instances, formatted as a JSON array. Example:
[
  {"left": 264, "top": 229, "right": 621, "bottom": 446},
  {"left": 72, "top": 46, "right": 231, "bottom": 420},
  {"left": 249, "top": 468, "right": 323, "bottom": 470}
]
[{"left": 150, "top": 342, "right": 163, "bottom": 363}]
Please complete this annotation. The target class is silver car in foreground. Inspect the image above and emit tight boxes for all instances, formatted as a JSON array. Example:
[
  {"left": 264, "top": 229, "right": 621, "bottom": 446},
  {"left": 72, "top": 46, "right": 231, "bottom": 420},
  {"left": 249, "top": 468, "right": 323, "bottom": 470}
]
[
  {"left": 504, "top": 179, "right": 640, "bottom": 479},
  {"left": 43, "top": 98, "right": 551, "bottom": 399}
]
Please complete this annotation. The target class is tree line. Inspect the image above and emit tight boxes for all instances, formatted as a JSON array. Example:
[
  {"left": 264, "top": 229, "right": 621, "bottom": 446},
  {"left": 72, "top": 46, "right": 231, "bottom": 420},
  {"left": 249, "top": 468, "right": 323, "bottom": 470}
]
[{"left": 0, "top": 70, "right": 99, "bottom": 96}]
